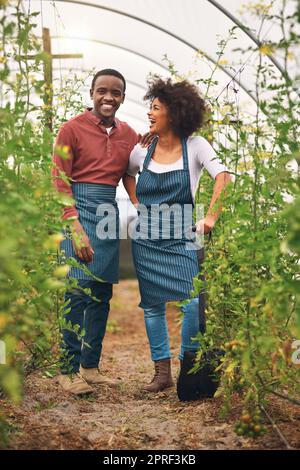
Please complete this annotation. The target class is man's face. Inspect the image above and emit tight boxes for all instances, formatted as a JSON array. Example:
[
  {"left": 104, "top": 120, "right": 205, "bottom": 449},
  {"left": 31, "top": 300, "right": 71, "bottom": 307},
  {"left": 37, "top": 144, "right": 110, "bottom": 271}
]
[{"left": 90, "top": 75, "right": 125, "bottom": 124}]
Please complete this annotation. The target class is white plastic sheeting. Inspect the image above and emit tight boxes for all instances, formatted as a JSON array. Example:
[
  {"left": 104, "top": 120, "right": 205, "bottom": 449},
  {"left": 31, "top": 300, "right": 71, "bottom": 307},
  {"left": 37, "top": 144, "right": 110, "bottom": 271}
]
[
  {"left": 22, "top": 0, "right": 299, "bottom": 132},
  {"left": 18, "top": 0, "right": 298, "bottom": 206}
]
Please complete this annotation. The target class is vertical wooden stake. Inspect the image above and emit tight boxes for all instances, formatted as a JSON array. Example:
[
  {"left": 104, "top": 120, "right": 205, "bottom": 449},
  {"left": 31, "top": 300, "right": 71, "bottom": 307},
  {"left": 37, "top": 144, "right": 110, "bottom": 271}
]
[{"left": 42, "top": 27, "right": 53, "bottom": 132}]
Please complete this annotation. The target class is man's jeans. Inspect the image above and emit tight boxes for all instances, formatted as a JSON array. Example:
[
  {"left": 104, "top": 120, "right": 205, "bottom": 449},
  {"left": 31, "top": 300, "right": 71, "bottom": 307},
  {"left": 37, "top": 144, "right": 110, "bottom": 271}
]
[
  {"left": 144, "top": 297, "right": 200, "bottom": 361},
  {"left": 60, "top": 280, "right": 113, "bottom": 374}
]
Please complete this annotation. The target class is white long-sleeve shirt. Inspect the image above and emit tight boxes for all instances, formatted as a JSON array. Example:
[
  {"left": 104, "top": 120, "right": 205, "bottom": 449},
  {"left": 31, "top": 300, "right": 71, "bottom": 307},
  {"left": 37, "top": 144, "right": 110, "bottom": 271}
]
[{"left": 126, "top": 136, "right": 229, "bottom": 202}]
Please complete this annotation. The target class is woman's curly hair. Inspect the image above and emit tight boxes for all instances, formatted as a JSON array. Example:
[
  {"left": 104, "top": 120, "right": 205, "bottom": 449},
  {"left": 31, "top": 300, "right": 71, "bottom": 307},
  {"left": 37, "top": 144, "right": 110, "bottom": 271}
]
[{"left": 144, "top": 76, "right": 207, "bottom": 138}]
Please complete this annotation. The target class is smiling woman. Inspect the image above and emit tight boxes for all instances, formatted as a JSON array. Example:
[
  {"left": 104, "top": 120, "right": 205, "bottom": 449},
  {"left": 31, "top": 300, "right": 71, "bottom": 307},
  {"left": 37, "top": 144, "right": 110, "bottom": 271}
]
[
  {"left": 145, "top": 76, "right": 207, "bottom": 138},
  {"left": 123, "top": 76, "right": 231, "bottom": 394}
]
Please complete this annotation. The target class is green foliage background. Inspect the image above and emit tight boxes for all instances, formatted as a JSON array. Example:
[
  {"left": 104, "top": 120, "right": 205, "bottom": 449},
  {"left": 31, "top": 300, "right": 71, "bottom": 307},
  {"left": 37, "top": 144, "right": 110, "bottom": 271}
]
[
  {"left": 0, "top": 1, "right": 89, "bottom": 444},
  {"left": 0, "top": 0, "right": 299, "bottom": 447},
  {"left": 185, "top": 0, "right": 300, "bottom": 435}
]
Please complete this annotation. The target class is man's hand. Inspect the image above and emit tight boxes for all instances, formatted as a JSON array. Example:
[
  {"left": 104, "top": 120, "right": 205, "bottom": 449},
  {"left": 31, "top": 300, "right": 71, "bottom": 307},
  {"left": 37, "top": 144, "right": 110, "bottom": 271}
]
[
  {"left": 195, "top": 215, "right": 216, "bottom": 235},
  {"left": 71, "top": 219, "right": 94, "bottom": 263},
  {"left": 138, "top": 132, "right": 155, "bottom": 148}
]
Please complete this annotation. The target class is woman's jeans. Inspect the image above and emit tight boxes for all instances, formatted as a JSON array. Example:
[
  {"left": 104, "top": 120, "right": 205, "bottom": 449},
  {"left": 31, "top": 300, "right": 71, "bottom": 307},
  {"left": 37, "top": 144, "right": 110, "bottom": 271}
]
[
  {"left": 60, "top": 280, "right": 112, "bottom": 374},
  {"left": 144, "top": 297, "right": 200, "bottom": 361}
]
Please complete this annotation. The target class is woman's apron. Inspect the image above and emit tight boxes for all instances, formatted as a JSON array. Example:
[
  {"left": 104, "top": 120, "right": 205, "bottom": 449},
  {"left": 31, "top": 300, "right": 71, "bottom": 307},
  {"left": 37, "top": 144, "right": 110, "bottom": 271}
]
[
  {"left": 60, "top": 183, "right": 119, "bottom": 283},
  {"left": 132, "top": 137, "right": 200, "bottom": 308}
]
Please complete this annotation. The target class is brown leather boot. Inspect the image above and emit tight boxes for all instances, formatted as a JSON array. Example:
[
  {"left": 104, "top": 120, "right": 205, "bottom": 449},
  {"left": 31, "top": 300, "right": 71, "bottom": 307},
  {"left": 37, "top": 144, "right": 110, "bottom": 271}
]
[{"left": 142, "top": 358, "right": 174, "bottom": 393}]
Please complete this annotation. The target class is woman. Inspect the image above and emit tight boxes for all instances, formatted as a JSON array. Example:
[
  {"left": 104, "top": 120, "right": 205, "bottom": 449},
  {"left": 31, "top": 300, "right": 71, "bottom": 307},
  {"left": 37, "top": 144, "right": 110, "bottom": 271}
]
[{"left": 123, "top": 77, "right": 231, "bottom": 393}]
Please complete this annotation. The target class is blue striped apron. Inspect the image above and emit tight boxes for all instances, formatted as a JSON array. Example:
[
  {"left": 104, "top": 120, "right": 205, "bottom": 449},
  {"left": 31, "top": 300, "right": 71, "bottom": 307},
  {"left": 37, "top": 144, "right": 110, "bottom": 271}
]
[
  {"left": 60, "top": 183, "right": 119, "bottom": 283},
  {"left": 132, "top": 138, "right": 199, "bottom": 308}
]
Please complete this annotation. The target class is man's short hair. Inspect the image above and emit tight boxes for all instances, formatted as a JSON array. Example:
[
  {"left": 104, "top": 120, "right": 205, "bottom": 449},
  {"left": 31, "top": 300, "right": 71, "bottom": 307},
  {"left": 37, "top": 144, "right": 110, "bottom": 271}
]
[{"left": 91, "top": 69, "right": 126, "bottom": 93}]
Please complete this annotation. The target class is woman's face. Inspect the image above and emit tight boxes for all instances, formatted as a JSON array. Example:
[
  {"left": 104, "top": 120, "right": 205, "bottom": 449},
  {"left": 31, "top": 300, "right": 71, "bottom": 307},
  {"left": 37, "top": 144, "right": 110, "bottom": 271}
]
[{"left": 147, "top": 97, "right": 170, "bottom": 135}]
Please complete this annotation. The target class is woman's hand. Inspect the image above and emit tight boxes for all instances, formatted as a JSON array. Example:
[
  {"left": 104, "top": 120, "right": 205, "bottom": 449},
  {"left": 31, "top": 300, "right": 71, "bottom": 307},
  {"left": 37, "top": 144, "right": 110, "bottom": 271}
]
[
  {"left": 195, "top": 214, "right": 216, "bottom": 235},
  {"left": 71, "top": 219, "right": 94, "bottom": 263}
]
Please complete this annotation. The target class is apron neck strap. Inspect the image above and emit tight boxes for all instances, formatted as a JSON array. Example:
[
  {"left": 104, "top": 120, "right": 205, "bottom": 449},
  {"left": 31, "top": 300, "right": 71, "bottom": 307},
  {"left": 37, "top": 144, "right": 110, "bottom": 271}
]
[
  {"left": 143, "top": 136, "right": 188, "bottom": 170},
  {"left": 181, "top": 137, "right": 188, "bottom": 170},
  {"left": 143, "top": 137, "right": 158, "bottom": 169}
]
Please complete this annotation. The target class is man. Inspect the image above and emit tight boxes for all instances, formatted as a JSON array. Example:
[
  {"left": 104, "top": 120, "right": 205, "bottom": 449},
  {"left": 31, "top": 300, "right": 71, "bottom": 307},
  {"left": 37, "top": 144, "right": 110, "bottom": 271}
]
[{"left": 53, "top": 69, "right": 143, "bottom": 395}]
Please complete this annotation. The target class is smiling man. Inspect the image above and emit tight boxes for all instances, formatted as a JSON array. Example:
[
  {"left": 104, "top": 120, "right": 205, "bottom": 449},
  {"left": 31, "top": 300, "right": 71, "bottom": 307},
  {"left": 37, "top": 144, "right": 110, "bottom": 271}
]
[{"left": 52, "top": 69, "right": 139, "bottom": 395}]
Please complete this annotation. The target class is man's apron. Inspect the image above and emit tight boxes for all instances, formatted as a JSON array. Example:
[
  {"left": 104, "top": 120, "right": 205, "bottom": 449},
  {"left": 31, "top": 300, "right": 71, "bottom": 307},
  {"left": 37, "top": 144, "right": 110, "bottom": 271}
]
[{"left": 60, "top": 182, "right": 119, "bottom": 283}]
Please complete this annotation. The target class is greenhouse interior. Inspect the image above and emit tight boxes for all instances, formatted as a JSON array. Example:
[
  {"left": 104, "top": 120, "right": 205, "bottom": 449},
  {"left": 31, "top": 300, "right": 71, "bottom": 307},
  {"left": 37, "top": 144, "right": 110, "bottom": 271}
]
[{"left": 0, "top": 0, "right": 300, "bottom": 454}]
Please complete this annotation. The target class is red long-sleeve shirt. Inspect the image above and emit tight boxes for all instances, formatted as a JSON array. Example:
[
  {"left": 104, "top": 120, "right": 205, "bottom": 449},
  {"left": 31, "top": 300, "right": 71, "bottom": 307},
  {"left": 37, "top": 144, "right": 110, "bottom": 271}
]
[{"left": 52, "top": 108, "right": 138, "bottom": 219}]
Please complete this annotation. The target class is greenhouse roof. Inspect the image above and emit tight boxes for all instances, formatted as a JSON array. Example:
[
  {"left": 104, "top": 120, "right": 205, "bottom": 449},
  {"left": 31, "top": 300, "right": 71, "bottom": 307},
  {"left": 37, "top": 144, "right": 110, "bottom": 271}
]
[{"left": 22, "top": 0, "right": 298, "bottom": 132}]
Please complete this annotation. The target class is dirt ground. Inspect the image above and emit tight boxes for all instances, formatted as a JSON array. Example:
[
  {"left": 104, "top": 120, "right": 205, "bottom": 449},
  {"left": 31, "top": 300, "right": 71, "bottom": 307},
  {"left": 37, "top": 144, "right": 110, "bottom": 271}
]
[{"left": 1, "top": 280, "right": 300, "bottom": 450}]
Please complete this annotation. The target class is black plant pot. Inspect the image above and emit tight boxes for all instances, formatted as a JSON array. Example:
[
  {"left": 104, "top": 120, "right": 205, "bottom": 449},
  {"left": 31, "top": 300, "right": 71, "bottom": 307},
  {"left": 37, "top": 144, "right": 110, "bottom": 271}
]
[{"left": 177, "top": 350, "right": 223, "bottom": 402}]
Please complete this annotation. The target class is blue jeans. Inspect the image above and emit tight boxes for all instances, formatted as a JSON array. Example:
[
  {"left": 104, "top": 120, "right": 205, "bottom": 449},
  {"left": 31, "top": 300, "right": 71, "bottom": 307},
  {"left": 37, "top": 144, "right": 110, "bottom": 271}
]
[
  {"left": 144, "top": 298, "right": 200, "bottom": 361},
  {"left": 60, "top": 280, "right": 113, "bottom": 374}
]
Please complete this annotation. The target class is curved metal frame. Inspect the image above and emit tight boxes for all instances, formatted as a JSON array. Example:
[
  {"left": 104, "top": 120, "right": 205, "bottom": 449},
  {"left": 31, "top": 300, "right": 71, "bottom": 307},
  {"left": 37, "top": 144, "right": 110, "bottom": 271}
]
[
  {"left": 43, "top": 0, "right": 258, "bottom": 103},
  {"left": 207, "top": 0, "right": 286, "bottom": 77},
  {"left": 51, "top": 35, "right": 170, "bottom": 72},
  {"left": 11, "top": 66, "right": 147, "bottom": 91}
]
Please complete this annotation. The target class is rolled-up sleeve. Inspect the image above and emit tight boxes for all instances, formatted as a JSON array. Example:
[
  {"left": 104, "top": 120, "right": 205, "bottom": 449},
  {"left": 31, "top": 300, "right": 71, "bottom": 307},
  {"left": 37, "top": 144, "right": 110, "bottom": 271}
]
[{"left": 197, "top": 137, "right": 228, "bottom": 179}]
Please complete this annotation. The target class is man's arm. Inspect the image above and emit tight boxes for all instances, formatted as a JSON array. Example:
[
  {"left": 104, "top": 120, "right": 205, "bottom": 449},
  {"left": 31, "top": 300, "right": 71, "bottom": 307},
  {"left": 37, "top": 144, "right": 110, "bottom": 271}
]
[
  {"left": 196, "top": 171, "right": 232, "bottom": 234},
  {"left": 52, "top": 125, "right": 94, "bottom": 263}
]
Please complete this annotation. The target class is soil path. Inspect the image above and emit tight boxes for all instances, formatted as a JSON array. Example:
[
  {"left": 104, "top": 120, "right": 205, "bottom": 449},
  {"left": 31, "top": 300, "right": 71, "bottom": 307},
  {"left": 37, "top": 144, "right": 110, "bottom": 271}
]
[{"left": 2, "top": 280, "right": 300, "bottom": 450}]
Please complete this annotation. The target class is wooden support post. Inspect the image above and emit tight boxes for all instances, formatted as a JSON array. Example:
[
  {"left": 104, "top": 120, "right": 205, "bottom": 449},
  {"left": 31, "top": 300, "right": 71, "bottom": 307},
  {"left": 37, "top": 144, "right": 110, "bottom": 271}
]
[
  {"left": 21, "top": 27, "right": 83, "bottom": 132},
  {"left": 42, "top": 28, "right": 53, "bottom": 132}
]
